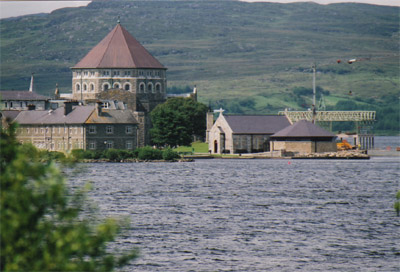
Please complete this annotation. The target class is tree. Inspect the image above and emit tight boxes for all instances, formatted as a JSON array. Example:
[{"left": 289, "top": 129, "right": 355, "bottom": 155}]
[
  {"left": 150, "top": 97, "right": 209, "bottom": 147},
  {"left": 0, "top": 124, "right": 137, "bottom": 271}
]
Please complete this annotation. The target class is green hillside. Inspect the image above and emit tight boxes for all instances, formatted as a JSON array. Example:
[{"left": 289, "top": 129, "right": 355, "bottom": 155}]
[{"left": 0, "top": 0, "right": 399, "bottom": 134}]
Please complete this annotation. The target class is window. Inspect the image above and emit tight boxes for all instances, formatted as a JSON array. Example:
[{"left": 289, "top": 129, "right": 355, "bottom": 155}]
[
  {"left": 155, "top": 71, "right": 160, "bottom": 77},
  {"left": 84, "top": 71, "right": 88, "bottom": 77},
  {"left": 138, "top": 70, "right": 144, "bottom": 76},
  {"left": 10, "top": 102, "right": 13, "bottom": 108},
  {"left": 103, "top": 70, "right": 110, "bottom": 76},
  {"left": 147, "top": 71, "right": 152, "bottom": 77},
  {"left": 4, "top": 102, "right": 7, "bottom": 108},
  {"left": 124, "top": 71, "right": 131, "bottom": 76},
  {"left": 126, "top": 141, "right": 133, "bottom": 150},
  {"left": 103, "top": 83, "right": 110, "bottom": 91},
  {"left": 106, "top": 141, "right": 114, "bottom": 149},
  {"left": 89, "top": 141, "right": 96, "bottom": 150},
  {"left": 125, "top": 126, "right": 133, "bottom": 134},
  {"left": 113, "top": 71, "right": 120, "bottom": 76},
  {"left": 124, "top": 83, "right": 131, "bottom": 91},
  {"left": 113, "top": 83, "right": 120, "bottom": 89},
  {"left": 106, "top": 125, "right": 114, "bottom": 134},
  {"left": 155, "top": 83, "right": 161, "bottom": 92},
  {"left": 102, "top": 102, "right": 110, "bottom": 109},
  {"left": 83, "top": 83, "right": 87, "bottom": 91},
  {"left": 89, "top": 125, "right": 96, "bottom": 134},
  {"left": 76, "top": 83, "right": 81, "bottom": 91},
  {"left": 139, "top": 83, "right": 145, "bottom": 93},
  {"left": 91, "top": 71, "right": 95, "bottom": 77},
  {"left": 90, "top": 83, "right": 95, "bottom": 92},
  {"left": 148, "top": 83, "right": 153, "bottom": 93}
]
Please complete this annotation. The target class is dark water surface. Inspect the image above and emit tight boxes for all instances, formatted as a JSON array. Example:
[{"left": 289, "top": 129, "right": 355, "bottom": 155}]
[{"left": 70, "top": 157, "right": 400, "bottom": 271}]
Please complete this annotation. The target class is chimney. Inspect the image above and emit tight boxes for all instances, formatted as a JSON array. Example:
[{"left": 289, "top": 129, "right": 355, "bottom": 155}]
[
  {"left": 64, "top": 102, "right": 73, "bottom": 115},
  {"left": 96, "top": 102, "right": 102, "bottom": 116}
]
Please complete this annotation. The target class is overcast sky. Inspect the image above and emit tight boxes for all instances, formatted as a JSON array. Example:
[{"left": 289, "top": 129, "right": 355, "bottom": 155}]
[{"left": 0, "top": 0, "right": 399, "bottom": 20}]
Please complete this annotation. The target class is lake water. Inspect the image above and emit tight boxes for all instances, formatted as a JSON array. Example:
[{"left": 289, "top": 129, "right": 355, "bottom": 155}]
[{"left": 69, "top": 153, "right": 400, "bottom": 271}]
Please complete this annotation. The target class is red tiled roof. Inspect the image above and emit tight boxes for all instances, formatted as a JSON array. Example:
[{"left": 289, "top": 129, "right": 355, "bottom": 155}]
[{"left": 73, "top": 24, "right": 165, "bottom": 69}]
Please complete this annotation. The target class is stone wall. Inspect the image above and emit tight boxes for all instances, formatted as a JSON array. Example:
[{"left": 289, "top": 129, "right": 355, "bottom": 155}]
[
  {"left": 208, "top": 115, "right": 233, "bottom": 154},
  {"left": 271, "top": 140, "right": 337, "bottom": 154}
]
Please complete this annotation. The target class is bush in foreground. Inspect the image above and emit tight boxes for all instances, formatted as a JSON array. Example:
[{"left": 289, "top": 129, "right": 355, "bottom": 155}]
[{"left": 1, "top": 124, "right": 137, "bottom": 271}]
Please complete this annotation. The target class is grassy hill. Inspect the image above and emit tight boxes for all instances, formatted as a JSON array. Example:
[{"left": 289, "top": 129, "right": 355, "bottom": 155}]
[{"left": 0, "top": 0, "right": 398, "bottom": 133}]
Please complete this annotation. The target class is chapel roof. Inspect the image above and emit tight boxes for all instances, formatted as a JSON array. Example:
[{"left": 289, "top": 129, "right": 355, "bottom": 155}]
[
  {"left": 72, "top": 23, "right": 165, "bottom": 69},
  {"left": 0, "top": 91, "right": 49, "bottom": 101},
  {"left": 271, "top": 120, "right": 336, "bottom": 138},
  {"left": 223, "top": 115, "right": 291, "bottom": 134}
]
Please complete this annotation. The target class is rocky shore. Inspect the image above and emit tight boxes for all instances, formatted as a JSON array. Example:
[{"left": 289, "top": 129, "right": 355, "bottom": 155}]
[{"left": 292, "top": 150, "right": 370, "bottom": 159}]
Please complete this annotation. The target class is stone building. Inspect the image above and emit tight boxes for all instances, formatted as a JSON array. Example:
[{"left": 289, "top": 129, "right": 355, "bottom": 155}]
[
  {"left": 208, "top": 113, "right": 291, "bottom": 154},
  {"left": 0, "top": 90, "right": 49, "bottom": 111},
  {"left": 70, "top": 22, "right": 167, "bottom": 146},
  {"left": 270, "top": 120, "right": 337, "bottom": 154},
  {"left": 13, "top": 103, "right": 138, "bottom": 151}
]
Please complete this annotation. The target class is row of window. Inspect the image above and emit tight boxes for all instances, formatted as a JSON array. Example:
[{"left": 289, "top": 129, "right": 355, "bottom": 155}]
[
  {"left": 88, "top": 140, "right": 134, "bottom": 150},
  {"left": 25, "top": 140, "right": 134, "bottom": 151},
  {"left": 88, "top": 125, "right": 134, "bottom": 135},
  {"left": 75, "top": 82, "right": 163, "bottom": 93},
  {"left": 19, "top": 125, "right": 134, "bottom": 135},
  {"left": 75, "top": 70, "right": 162, "bottom": 78}
]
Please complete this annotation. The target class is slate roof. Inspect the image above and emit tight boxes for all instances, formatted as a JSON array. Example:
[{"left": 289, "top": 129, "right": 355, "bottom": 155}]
[
  {"left": 223, "top": 115, "right": 290, "bottom": 134},
  {"left": 86, "top": 109, "right": 138, "bottom": 124},
  {"left": 0, "top": 91, "right": 49, "bottom": 101},
  {"left": 14, "top": 106, "right": 95, "bottom": 125},
  {"left": 73, "top": 24, "right": 165, "bottom": 69},
  {"left": 271, "top": 120, "right": 336, "bottom": 138},
  {"left": 1, "top": 110, "right": 21, "bottom": 121}
]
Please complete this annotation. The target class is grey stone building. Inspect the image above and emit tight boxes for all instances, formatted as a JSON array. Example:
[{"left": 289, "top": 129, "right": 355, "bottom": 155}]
[
  {"left": 0, "top": 90, "right": 49, "bottom": 111},
  {"left": 13, "top": 103, "right": 138, "bottom": 152},
  {"left": 208, "top": 113, "right": 291, "bottom": 154}
]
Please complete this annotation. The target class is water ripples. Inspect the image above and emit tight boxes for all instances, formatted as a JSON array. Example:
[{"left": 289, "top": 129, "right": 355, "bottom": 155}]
[{"left": 69, "top": 157, "right": 400, "bottom": 271}]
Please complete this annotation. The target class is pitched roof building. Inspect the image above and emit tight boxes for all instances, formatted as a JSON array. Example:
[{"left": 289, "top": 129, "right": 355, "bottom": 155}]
[
  {"left": 71, "top": 22, "right": 167, "bottom": 146},
  {"left": 0, "top": 90, "right": 49, "bottom": 110},
  {"left": 13, "top": 103, "right": 139, "bottom": 151},
  {"left": 208, "top": 113, "right": 291, "bottom": 154},
  {"left": 270, "top": 120, "right": 337, "bottom": 154}
]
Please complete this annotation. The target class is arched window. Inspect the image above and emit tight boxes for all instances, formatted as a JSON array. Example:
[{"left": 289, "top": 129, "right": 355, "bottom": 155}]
[
  {"left": 113, "top": 82, "right": 120, "bottom": 89},
  {"left": 75, "top": 83, "right": 81, "bottom": 92},
  {"left": 90, "top": 83, "right": 95, "bottom": 92},
  {"left": 124, "top": 83, "right": 131, "bottom": 91},
  {"left": 148, "top": 83, "right": 153, "bottom": 93},
  {"left": 83, "top": 83, "right": 87, "bottom": 92},
  {"left": 139, "top": 83, "right": 145, "bottom": 93},
  {"left": 155, "top": 83, "right": 161, "bottom": 92},
  {"left": 103, "top": 83, "right": 110, "bottom": 91}
]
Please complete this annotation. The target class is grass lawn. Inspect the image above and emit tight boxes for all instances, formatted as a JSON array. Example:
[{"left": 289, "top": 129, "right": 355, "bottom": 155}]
[{"left": 174, "top": 141, "right": 209, "bottom": 154}]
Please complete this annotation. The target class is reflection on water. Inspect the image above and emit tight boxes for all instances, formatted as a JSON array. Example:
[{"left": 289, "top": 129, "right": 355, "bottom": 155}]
[{"left": 69, "top": 157, "right": 400, "bottom": 271}]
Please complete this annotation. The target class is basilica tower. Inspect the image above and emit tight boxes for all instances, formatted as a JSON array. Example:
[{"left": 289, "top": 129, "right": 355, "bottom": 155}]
[{"left": 71, "top": 22, "right": 167, "bottom": 113}]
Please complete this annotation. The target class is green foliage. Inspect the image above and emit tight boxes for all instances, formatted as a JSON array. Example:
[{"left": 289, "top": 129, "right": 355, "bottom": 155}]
[
  {"left": 150, "top": 97, "right": 209, "bottom": 147},
  {"left": 395, "top": 190, "right": 400, "bottom": 217},
  {"left": 0, "top": 124, "right": 138, "bottom": 271},
  {"left": 103, "top": 148, "right": 121, "bottom": 162},
  {"left": 162, "top": 148, "right": 180, "bottom": 161},
  {"left": 137, "top": 146, "right": 163, "bottom": 160}
]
